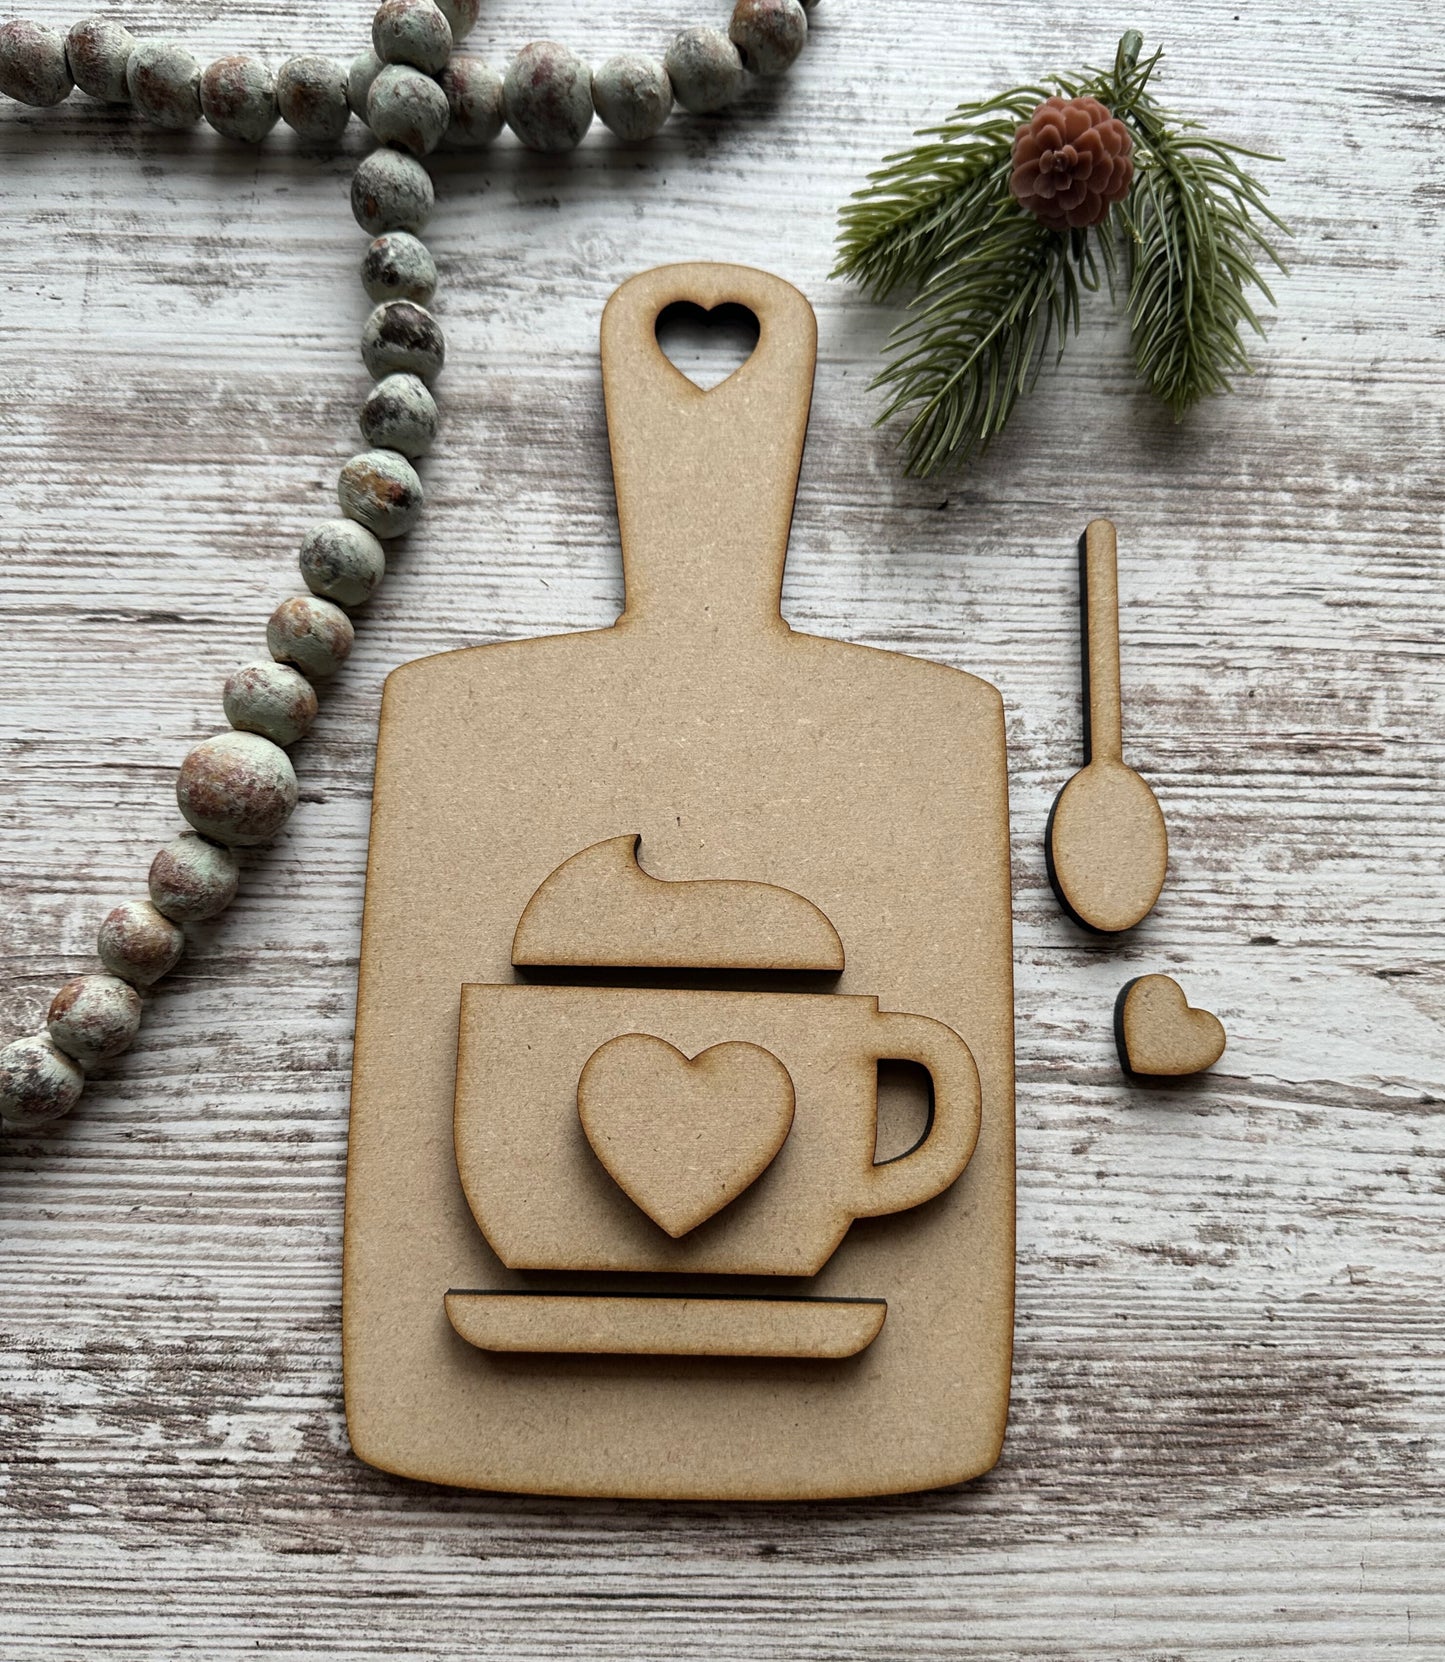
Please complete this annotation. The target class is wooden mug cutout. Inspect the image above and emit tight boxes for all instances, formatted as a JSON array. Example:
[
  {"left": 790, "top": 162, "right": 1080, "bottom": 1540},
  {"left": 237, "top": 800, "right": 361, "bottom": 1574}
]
[{"left": 453, "top": 986, "right": 981, "bottom": 1279}]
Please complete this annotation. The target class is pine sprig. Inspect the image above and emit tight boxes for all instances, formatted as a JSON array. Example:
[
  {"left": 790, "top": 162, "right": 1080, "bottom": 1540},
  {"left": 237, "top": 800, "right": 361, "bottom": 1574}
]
[
  {"left": 874, "top": 201, "right": 1081, "bottom": 476},
  {"left": 1122, "top": 106, "right": 1287, "bottom": 416},
  {"left": 834, "top": 88, "right": 1053, "bottom": 302},
  {"left": 834, "top": 33, "right": 1287, "bottom": 475}
]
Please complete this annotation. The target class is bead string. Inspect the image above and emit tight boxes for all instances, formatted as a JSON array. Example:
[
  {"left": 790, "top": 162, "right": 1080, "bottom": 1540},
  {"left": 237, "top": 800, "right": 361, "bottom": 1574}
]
[{"left": 0, "top": 0, "right": 820, "bottom": 1129}]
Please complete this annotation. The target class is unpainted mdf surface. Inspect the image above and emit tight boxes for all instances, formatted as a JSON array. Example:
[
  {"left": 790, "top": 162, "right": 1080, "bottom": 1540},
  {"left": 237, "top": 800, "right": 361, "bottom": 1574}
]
[
  {"left": 1046, "top": 518, "right": 1170, "bottom": 932},
  {"left": 0, "top": 0, "right": 1442, "bottom": 1655},
  {"left": 574, "top": 1030, "right": 801, "bottom": 1241},
  {"left": 1115, "top": 973, "right": 1228, "bottom": 1077},
  {"left": 345, "top": 262, "right": 1014, "bottom": 1498},
  {"left": 511, "top": 833, "right": 847, "bottom": 969}
]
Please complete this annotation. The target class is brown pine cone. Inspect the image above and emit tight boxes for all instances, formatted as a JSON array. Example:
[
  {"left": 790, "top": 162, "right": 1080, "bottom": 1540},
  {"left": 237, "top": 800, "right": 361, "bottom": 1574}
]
[{"left": 1010, "top": 96, "right": 1134, "bottom": 232}]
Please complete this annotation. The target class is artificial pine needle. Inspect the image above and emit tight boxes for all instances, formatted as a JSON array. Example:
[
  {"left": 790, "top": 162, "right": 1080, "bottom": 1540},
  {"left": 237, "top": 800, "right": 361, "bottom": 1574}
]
[{"left": 834, "top": 32, "right": 1288, "bottom": 476}]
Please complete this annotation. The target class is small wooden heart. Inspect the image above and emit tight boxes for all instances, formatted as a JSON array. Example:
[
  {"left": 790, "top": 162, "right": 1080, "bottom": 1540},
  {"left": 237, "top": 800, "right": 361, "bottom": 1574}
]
[
  {"left": 1115, "top": 975, "right": 1227, "bottom": 1078},
  {"left": 578, "top": 1034, "right": 795, "bottom": 1238}
]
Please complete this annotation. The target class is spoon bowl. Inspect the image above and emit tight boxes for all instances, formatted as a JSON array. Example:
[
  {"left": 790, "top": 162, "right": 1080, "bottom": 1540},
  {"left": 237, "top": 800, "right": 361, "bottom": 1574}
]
[{"left": 1046, "top": 757, "right": 1167, "bottom": 934}]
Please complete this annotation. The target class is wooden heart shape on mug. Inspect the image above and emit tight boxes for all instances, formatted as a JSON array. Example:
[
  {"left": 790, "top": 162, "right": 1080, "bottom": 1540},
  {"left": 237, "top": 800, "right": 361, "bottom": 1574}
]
[
  {"left": 577, "top": 1035, "right": 796, "bottom": 1237},
  {"left": 1115, "top": 974, "right": 1227, "bottom": 1077}
]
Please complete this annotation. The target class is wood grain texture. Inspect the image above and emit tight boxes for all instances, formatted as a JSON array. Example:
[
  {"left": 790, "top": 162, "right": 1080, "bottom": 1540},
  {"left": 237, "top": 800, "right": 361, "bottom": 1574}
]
[{"left": 0, "top": 0, "right": 1441, "bottom": 1653}]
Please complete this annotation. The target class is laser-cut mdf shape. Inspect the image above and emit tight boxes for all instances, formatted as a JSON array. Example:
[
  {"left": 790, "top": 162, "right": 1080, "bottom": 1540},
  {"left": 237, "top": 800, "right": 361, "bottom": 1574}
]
[
  {"left": 577, "top": 1034, "right": 798, "bottom": 1238},
  {"left": 443, "top": 1291, "right": 888, "bottom": 1360},
  {"left": 344, "top": 262, "right": 1017, "bottom": 1501},
  {"left": 1046, "top": 518, "right": 1169, "bottom": 933},
  {"left": 513, "top": 834, "right": 845, "bottom": 970},
  {"left": 455, "top": 986, "right": 979, "bottom": 1276},
  {"left": 1115, "top": 974, "right": 1227, "bottom": 1077}
]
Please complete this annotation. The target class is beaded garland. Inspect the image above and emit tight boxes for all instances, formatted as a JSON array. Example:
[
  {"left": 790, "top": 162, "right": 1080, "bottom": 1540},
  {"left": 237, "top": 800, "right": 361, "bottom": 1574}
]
[{"left": 0, "top": 0, "right": 820, "bottom": 1128}]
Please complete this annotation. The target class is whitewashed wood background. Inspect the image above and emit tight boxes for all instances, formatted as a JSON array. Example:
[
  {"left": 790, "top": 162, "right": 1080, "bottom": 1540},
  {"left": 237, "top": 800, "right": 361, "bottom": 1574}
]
[{"left": 2, "top": 0, "right": 1441, "bottom": 1655}]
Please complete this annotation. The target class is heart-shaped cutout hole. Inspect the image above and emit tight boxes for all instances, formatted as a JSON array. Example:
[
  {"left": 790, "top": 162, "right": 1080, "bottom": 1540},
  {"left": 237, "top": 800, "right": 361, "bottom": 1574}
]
[
  {"left": 1116, "top": 975, "right": 1227, "bottom": 1077},
  {"left": 578, "top": 1034, "right": 794, "bottom": 1237},
  {"left": 655, "top": 300, "right": 760, "bottom": 391}
]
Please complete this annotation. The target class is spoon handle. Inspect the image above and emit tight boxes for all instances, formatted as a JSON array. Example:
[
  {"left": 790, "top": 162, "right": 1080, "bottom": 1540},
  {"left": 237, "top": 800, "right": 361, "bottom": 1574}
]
[{"left": 1081, "top": 518, "right": 1124, "bottom": 765}]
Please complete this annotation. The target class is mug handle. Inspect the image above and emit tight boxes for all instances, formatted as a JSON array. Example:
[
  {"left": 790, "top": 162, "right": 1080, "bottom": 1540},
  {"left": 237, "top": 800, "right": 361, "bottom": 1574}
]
[{"left": 853, "top": 1011, "right": 982, "bottom": 1219}]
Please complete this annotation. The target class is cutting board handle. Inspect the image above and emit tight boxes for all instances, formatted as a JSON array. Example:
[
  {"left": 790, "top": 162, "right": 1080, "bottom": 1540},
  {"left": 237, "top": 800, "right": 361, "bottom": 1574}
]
[{"left": 601, "top": 263, "right": 817, "bottom": 639}]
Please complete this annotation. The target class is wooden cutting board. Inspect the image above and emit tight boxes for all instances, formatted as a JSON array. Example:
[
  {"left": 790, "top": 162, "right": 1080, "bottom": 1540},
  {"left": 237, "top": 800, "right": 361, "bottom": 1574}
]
[{"left": 343, "top": 262, "right": 1016, "bottom": 1500}]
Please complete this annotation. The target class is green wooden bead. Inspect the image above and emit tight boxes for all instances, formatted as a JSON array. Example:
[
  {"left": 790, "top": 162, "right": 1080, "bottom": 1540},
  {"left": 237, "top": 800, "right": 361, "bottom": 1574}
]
[
  {"left": 665, "top": 27, "right": 743, "bottom": 114},
  {"left": 362, "top": 299, "right": 445, "bottom": 381},
  {"left": 177, "top": 731, "right": 298, "bottom": 847},
  {"left": 126, "top": 39, "right": 202, "bottom": 128},
  {"left": 47, "top": 974, "right": 143, "bottom": 1067},
  {"left": 373, "top": 0, "right": 453, "bottom": 76},
  {"left": 361, "top": 231, "right": 437, "bottom": 304},
  {"left": 338, "top": 449, "right": 424, "bottom": 539},
  {"left": 0, "top": 1036, "right": 84, "bottom": 1127},
  {"left": 267, "top": 595, "right": 355, "bottom": 681},
  {"left": 149, "top": 831, "right": 242, "bottom": 923},
  {"left": 66, "top": 17, "right": 134, "bottom": 103},
  {"left": 729, "top": 0, "right": 807, "bottom": 77},
  {"left": 0, "top": 19, "right": 73, "bottom": 106},
  {"left": 97, "top": 900, "right": 185, "bottom": 988},
  {"left": 223, "top": 659, "right": 319, "bottom": 744},
  {"left": 436, "top": 0, "right": 480, "bottom": 43},
  {"left": 348, "top": 47, "right": 383, "bottom": 118},
  {"left": 367, "top": 62, "right": 450, "bottom": 155},
  {"left": 504, "top": 41, "right": 594, "bottom": 153},
  {"left": 592, "top": 54, "right": 672, "bottom": 143},
  {"left": 351, "top": 147, "right": 434, "bottom": 236},
  {"left": 361, "top": 372, "right": 438, "bottom": 458},
  {"left": 438, "top": 54, "right": 503, "bottom": 148},
  {"left": 299, "top": 519, "right": 387, "bottom": 607},
  {"left": 277, "top": 54, "right": 351, "bottom": 141},
  {"left": 200, "top": 54, "right": 278, "bottom": 143}
]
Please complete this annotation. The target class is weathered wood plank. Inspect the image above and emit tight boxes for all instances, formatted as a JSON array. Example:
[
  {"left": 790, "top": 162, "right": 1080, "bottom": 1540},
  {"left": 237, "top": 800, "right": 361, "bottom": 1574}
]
[{"left": 1, "top": 0, "right": 1441, "bottom": 1655}]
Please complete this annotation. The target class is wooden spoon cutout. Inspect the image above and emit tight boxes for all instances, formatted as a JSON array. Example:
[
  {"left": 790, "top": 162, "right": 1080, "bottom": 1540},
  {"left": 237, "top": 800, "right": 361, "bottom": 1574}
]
[
  {"left": 1115, "top": 975, "right": 1226, "bottom": 1077},
  {"left": 1047, "top": 519, "right": 1168, "bottom": 933},
  {"left": 577, "top": 1035, "right": 796, "bottom": 1238}
]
